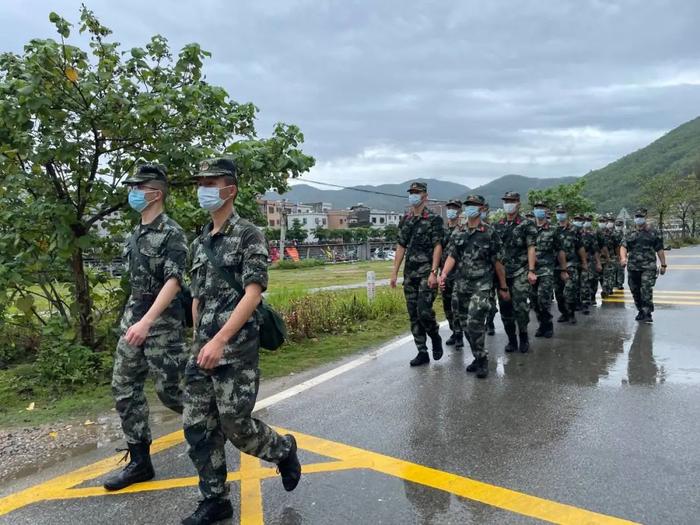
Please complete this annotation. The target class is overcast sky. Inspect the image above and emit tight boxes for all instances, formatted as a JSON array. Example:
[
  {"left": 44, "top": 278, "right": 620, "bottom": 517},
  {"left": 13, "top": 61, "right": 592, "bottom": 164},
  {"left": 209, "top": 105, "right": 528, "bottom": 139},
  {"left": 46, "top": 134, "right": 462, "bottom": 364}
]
[{"left": 2, "top": 1, "right": 699, "bottom": 188}]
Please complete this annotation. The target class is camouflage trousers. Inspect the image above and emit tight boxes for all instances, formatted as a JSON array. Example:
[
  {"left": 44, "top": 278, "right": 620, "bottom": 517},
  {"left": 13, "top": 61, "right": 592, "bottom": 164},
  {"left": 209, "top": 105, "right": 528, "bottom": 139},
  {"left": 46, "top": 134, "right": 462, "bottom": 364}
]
[
  {"left": 498, "top": 271, "right": 531, "bottom": 334},
  {"left": 112, "top": 330, "right": 187, "bottom": 444},
  {"left": 602, "top": 258, "right": 619, "bottom": 294},
  {"left": 454, "top": 278, "right": 492, "bottom": 359},
  {"left": 441, "top": 277, "right": 461, "bottom": 335},
  {"left": 183, "top": 354, "right": 292, "bottom": 500},
  {"left": 403, "top": 275, "right": 440, "bottom": 353},
  {"left": 627, "top": 269, "right": 657, "bottom": 315},
  {"left": 555, "top": 267, "right": 579, "bottom": 316},
  {"left": 615, "top": 262, "right": 625, "bottom": 288},
  {"left": 579, "top": 265, "right": 597, "bottom": 306},
  {"left": 487, "top": 285, "right": 498, "bottom": 325},
  {"left": 532, "top": 274, "right": 555, "bottom": 324}
]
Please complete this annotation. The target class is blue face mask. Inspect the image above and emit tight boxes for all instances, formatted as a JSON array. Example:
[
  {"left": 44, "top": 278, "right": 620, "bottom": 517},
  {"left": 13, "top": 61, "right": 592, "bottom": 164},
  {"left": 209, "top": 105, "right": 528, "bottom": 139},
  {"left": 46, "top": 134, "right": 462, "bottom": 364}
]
[
  {"left": 556, "top": 212, "right": 567, "bottom": 222},
  {"left": 408, "top": 193, "right": 422, "bottom": 207},
  {"left": 464, "top": 205, "right": 480, "bottom": 218},
  {"left": 446, "top": 209, "right": 458, "bottom": 220},
  {"left": 572, "top": 221, "right": 583, "bottom": 228},
  {"left": 634, "top": 217, "right": 646, "bottom": 226},
  {"left": 503, "top": 202, "right": 518, "bottom": 214},
  {"left": 198, "top": 186, "right": 226, "bottom": 211},
  {"left": 533, "top": 209, "right": 546, "bottom": 220},
  {"left": 128, "top": 189, "right": 151, "bottom": 212},
  {"left": 583, "top": 221, "right": 592, "bottom": 229}
]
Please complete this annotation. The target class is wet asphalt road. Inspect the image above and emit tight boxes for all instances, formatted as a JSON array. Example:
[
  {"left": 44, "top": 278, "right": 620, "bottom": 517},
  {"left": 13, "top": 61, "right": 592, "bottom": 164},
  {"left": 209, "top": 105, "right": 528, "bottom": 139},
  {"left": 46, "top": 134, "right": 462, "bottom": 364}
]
[{"left": 2, "top": 246, "right": 700, "bottom": 524}]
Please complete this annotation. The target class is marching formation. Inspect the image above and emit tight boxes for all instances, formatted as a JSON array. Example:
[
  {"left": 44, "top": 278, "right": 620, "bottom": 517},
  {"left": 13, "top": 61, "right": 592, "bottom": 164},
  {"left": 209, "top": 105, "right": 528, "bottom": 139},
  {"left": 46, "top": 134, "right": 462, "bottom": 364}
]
[{"left": 391, "top": 182, "right": 668, "bottom": 379}]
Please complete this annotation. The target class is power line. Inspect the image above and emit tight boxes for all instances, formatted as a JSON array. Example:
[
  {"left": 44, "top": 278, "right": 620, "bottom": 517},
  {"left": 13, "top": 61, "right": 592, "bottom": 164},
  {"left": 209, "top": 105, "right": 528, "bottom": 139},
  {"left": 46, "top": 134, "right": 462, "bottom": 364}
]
[{"left": 294, "top": 177, "right": 446, "bottom": 203}]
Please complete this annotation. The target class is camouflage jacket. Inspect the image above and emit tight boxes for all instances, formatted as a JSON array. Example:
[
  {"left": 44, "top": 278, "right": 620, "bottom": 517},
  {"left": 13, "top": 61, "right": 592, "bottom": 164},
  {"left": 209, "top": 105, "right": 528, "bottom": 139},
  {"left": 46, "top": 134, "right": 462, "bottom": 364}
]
[
  {"left": 493, "top": 215, "right": 537, "bottom": 277},
  {"left": 190, "top": 212, "right": 268, "bottom": 364},
  {"left": 580, "top": 230, "right": 600, "bottom": 257},
  {"left": 534, "top": 222, "right": 562, "bottom": 276},
  {"left": 120, "top": 213, "right": 188, "bottom": 335},
  {"left": 597, "top": 229, "right": 618, "bottom": 260},
  {"left": 447, "top": 222, "right": 503, "bottom": 287},
  {"left": 440, "top": 223, "right": 460, "bottom": 281},
  {"left": 397, "top": 207, "right": 444, "bottom": 278},
  {"left": 622, "top": 227, "right": 664, "bottom": 271},
  {"left": 557, "top": 223, "right": 583, "bottom": 269}
]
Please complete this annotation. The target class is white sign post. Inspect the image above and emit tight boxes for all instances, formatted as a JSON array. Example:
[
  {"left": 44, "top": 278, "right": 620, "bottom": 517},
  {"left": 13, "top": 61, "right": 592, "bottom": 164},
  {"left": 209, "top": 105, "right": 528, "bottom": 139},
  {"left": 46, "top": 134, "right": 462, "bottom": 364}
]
[{"left": 366, "top": 271, "right": 376, "bottom": 302}]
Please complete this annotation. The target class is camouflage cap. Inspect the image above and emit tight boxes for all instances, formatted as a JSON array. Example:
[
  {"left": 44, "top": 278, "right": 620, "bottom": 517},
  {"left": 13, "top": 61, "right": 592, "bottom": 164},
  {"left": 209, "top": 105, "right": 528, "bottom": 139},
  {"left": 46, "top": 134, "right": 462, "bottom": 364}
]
[
  {"left": 634, "top": 207, "right": 648, "bottom": 217},
  {"left": 446, "top": 199, "right": 462, "bottom": 208},
  {"left": 525, "top": 212, "right": 535, "bottom": 219},
  {"left": 479, "top": 195, "right": 489, "bottom": 208},
  {"left": 532, "top": 200, "right": 548, "bottom": 208},
  {"left": 193, "top": 157, "right": 238, "bottom": 181},
  {"left": 555, "top": 202, "right": 566, "bottom": 211},
  {"left": 124, "top": 163, "right": 167, "bottom": 185},
  {"left": 615, "top": 218, "right": 623, "bottom": 224},
  {"left": 502, "top": 191, "right": 520, "bottom": 201},
  {"left": 407, "top": 181, "right": 427, "bottom": 193},
  {"left": 464, "top": 194, "right": 486, "bottom": 205},
  {"left": 584, "top": 214, "right": 593, "bottom": 220}
]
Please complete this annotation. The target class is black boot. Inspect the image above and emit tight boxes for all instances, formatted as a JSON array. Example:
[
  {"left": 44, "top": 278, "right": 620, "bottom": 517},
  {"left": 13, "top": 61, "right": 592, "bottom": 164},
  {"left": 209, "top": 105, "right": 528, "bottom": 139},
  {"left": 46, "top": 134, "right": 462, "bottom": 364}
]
[
  {"left": 569, "top": 310, "right": 577, "bottom": 325},
  {"left": 409, "top": 352, "right": 430, "bottom": 366},
  {"left": 103, "top": 441, "right": 155, "bottom": 491},
  {"left": 454, "top": 332, "right": 464, "bottom": 350},
  {"left": 535, "top": 323, "right": 545, "bottom": 337},
  {"left": 557, "top": 313, "right": 569, "bottom": 323},
  {"left": 466, "top": 358, "right": 478, "bottom": 373},
  {"left": 542, "top": 321, "right": 553, "bottom": 338},
  {"left": 182, "top": 498, "right": 234, "bottom": 525},
  {"left": 504, "top": 325, "right": 518, "bottom": 353},
  {"left": 278, "top": 434, "right": 302, "bottom": 491},
  {"left": 643, "top": 311, "right": 653, "bottom": 324},
  {"left": 486, "top": 321, "right": 496, "bottom": 335},
  {"left": 476, "top": 357, "right": 489, "bottom": 379},
  {"left": 635, "top": 311, "right": 644, "bottom": 321},
  {"left": 430, "top": 333, "right": 443, "bottom": 360},
  {"left": 445, "top": 333, "right": 456, "bottom": 346},
  {"left": 519, "top": 332, "right": 530, "bottom": 353}
]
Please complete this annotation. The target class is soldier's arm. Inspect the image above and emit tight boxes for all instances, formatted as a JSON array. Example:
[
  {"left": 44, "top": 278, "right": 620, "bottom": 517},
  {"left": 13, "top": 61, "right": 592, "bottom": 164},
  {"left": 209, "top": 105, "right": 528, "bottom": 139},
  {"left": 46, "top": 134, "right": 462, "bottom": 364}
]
[
  {"left": 619, "top": 246, "right": 628, "bottom": 267},
  {"left": 430, "top": 215, "right": 444, "bottom": 279},
  {"left": 579, "top": 247, "right": 589, "bottom": 270},
  {"left": 655, "top": 232, "right": 667, "bottom": 270},
  {"left": 140, "top": 278, "right": 182, "bottom": 326},
  {"left": 431, "top": 243, "right": 442, "bottom": 276}
]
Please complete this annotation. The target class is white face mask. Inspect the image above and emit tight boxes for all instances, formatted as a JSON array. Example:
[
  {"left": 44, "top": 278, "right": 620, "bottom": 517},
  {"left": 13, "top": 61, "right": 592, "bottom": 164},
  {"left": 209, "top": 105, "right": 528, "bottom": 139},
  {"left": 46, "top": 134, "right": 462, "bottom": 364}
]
[
  {"left": 583, "top": 221, "right": 592, "bottom": 229},
  {"left": 606, "top": 222, "right": 614, "bottom": 229},
  {"left": 408, "top": 194, "right": 422, "bottom": 207},
  {"left": 634, "top": 217, "right": 646, "bottom": 226},
  {"left": 446, "top": 209, "right": 458, "bottom": 220},
  {"left": 503, "top": 202, "right": 518, "bottom": 214}
]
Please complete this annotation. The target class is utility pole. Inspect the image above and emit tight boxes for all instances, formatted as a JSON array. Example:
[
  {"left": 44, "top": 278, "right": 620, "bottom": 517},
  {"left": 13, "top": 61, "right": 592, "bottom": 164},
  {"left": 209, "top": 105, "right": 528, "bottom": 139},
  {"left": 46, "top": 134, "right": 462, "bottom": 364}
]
[{"left": 280, "top": 199, "right": 288, "bottom": 257}]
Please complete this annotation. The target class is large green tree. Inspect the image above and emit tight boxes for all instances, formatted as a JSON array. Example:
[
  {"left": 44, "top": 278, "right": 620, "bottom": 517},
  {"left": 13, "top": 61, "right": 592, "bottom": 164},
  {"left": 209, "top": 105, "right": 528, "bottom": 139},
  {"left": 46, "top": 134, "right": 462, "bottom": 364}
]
[
  {"left": 0, "top": 7, "right": 314, "bottom": 349},
  {"left": 527, "top": 179, "right": 594, "bottom": 216}
]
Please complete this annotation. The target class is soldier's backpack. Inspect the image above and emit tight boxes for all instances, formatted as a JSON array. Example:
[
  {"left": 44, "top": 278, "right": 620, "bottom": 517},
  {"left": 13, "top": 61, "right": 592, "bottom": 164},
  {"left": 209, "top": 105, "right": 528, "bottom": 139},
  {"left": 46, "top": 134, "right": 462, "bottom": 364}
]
[{"left": 200, "top": 240, "right": 286, "bottom": 351}]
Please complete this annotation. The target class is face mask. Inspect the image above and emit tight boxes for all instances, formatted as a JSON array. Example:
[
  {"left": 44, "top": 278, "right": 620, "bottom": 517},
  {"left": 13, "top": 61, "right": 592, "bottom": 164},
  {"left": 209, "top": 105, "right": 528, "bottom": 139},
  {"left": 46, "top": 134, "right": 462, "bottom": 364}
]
[
  {"left": 615, "top": 224, "right": 623, "bottom": 231},
  {"left": 128, "top": 189, "right": 153, "bottom": 212},
  {"left": 533, "top": 209, "right": 546, "bottom": 220},
  {"left": 556, "top": 212, "right": 567, "bottom": 222},
  {"left": 480, "top": 211, "right": 488, "bottom": 221},
  {"left": 463, "top": 205, "right": 480, "bottom": 218},
  {"left": 583, "top": 221, "right": 592, "bottom": 229},
  {"left": 503, "top": 202, "right": 518, "bottom": 214},
  {"left": 572, "top": 221, "right": 583, "bottom": 228},
  {"left": 198, "top": 186, "right": 226, "bottom": 211},
  {"left": 606, "top": 222, "right": 615, "bottom": 229},
  {"left": 634, "top": 217, "right": 646, "bottom": 226},
  {"left": 408, "top": 193, "right": 422, "bottom": 207},
  {"left": 446, "top": 209, "right": 458, "bottom": 220}
]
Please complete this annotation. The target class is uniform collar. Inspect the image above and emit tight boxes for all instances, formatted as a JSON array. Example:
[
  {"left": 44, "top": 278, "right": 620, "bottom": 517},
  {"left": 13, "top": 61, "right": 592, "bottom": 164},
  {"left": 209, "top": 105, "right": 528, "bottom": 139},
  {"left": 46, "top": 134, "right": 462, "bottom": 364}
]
[
  {"left": 141, "top": 212, "right": 167, "bottom": 231},
  {"left": 206, "top": 211, "right": 241, "bottom": 238}
]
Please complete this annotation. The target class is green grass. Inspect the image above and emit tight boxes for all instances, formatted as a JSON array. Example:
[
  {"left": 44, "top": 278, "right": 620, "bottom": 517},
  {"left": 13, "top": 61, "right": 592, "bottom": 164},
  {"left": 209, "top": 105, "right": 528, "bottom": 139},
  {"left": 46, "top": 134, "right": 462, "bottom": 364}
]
[{"left": 268, "top": 260, "right": 395, "bottom": 290}]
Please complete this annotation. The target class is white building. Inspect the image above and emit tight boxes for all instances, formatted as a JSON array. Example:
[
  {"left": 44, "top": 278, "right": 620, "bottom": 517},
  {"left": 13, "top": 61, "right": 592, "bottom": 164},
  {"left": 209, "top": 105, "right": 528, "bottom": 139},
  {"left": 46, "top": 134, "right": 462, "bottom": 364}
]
[
  {"left": 369, "top": 209, "right": 401, "bottom": 228},
  {"left": 287, "top": 204, "right": 327, "bottom": 242}
]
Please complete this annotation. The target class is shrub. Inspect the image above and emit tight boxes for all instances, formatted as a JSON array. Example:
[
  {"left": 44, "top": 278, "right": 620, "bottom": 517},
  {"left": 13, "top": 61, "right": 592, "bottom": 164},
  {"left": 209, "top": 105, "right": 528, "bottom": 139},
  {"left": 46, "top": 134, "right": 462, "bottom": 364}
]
[{"left": 274, "top": 259, "right": 326, "bottom": 270}]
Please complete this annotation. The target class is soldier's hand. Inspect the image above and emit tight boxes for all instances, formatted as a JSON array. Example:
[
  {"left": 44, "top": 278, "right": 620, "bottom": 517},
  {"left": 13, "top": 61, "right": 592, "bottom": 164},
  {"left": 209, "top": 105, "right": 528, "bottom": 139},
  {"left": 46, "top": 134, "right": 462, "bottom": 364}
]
[
  {"left": 125, "top": 319, "right": 152, "bottom": 347},
  {"left": 560, "top": 271, "right": 570, "bottom": 282},
  {"left": 390, "top": 273, "right": 398, "bottom": 289},
  {"left": 659, "top": 265, "right": 667, "bottom": 276},
  {"left": 498, "top": 289, "right": 511, "bottom": 302},
  {"left": 619, "top": 258, "right": 627, "bottom": 268},
  {"left": 438, "top": 276, "right": 446, "bottom": 291},
  {"left": 527, "top": 271, "right": 537, "bottom": 286},
  {"left": 428, "top": 273, "right": 438, "bottom": 289},
  {"left": 596, "top": 263, "right": 603, "bottom": 273},
  {"left": 197, "top": 339, "right": 225, "bottom": 370}
]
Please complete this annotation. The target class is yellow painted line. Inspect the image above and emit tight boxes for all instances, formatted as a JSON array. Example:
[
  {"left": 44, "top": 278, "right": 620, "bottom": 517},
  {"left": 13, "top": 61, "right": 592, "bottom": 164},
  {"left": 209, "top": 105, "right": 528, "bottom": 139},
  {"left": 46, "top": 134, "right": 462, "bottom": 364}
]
[
  {"left": 604, "top": 298, "right": 700, "bottom": 306},
  {"left": 240, "top": 454, "right": 264, "bottom": 525},
  {"left": 279, "top": 427, "right": 639, "bottom": 525},
  {"left": 610, "top": 290, "right": 700, "bottom": 295}
]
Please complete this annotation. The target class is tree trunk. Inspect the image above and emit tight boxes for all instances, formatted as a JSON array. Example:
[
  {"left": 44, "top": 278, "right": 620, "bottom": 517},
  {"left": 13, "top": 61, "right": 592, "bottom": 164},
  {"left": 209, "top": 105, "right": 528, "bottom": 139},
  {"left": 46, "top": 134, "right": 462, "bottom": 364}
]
[{"left": 70, "top": 247, "right": 96, "bottom": 349}]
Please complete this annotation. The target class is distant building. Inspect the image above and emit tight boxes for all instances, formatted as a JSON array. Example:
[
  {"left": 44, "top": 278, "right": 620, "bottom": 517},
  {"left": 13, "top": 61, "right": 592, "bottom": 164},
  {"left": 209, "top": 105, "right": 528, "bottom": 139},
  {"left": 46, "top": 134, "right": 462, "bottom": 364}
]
[
  {"left": 348, "top": 204, "right": 371, "bottom": 227},
  {"left": 257, "top": 198, "right": 294, "bottom": 228},
  {"left": 348, "top": 204, "right": 400, "bottom": 228},
  {"left": 327, "top": 210, "right": 350, "bottom": 229},
  {"left": 287, "top": 204, "right": 327, "bottom": 242}
]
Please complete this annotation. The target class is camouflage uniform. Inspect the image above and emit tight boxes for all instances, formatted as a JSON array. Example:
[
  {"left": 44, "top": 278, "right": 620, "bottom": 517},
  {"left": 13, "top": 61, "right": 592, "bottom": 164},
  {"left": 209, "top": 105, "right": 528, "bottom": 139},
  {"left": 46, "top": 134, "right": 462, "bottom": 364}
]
[
  {"left": 554, "top": 223, "right": 583, "bottom": 319},
  {"left": 533, "top": 222, "right": 562, "bottom": 330},
  {"left": 113, "top": 212, "right": 188, "bottom": 444},
  {"left": 598, "top": 226, "right": 619, "bottom": 296},
  {"left": 579, "top": 230, "right": 599, "bottom": 309},
  {"left": 440, "top": 221, "right": 461, "bottom": 341},
  {"left": 447, "top": 222, "right": 504, "bottom": 360},
  {"left": 622, "top": 226, "right": 664, "bottom": 317},
  {"left": 494, "top": 215, "right": 537, "bottom": 335},
  {"left": 614, "top": 226, "right": 626, "bottom": 288},
  {"left": 184, "top": 212, "right": 292, "bottom": 500},
  {"left": 398, "top": 207, "right": 444, "bottom": 355}
]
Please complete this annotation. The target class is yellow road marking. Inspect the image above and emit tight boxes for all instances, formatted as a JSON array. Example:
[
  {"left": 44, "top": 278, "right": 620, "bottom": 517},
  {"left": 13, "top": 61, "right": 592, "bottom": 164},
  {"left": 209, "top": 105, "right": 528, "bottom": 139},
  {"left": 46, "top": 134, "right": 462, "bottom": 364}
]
[
  {"left": 0, "top": 427, "right": 641, "bottom": 525},
  {"left": 604, "top": 298, "right": 700, "bottom": 306},
  {"left": 610, "top": 290, "right": 700, "bottom": 295}
]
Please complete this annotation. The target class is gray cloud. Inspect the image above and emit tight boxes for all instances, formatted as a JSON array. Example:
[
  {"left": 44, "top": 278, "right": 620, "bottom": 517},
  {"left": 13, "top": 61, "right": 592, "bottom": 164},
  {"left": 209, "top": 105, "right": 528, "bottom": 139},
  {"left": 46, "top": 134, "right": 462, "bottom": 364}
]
[{"left": 2, "top": 0, "right": 699, "bottom": 188}]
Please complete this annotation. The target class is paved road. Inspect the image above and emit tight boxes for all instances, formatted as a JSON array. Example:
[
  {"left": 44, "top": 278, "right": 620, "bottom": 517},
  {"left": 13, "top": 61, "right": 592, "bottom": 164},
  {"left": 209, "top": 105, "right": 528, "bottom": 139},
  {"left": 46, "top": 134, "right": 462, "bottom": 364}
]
[{"left": 2, "top": 246, "right": 700, "bottom": 524}]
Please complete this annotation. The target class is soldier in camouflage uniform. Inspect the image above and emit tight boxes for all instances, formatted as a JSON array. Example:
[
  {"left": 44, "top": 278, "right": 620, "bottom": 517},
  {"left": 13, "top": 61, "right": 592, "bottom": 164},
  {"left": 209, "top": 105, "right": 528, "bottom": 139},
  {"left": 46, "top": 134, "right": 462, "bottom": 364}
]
[
  {"left": 531, "top": 202, "right": 567, "bottom": 339},
  {"left": 391, "top": 182, "right": 445, "bottom": 366},
  {"left": 494, "top": 192, "right": 538, "bottom": 353},
  {"left": 104, "top": 164, "right": 189, "bottom": 492},
  {"left": 597, "top": 214, "right": 619, "bottom": 297},
  {"left": 620, "top": 208, "right": 667, "bottom": 323},
  {"left": 579, "top": 215, "right": 602, "bottom": 314},
  {"left": 182, "top": 158, "right": 301, "bottom": 525},
  {"left": 440, "top": 195, "right": 508, "bottom": 379},
  {"left": 554, "top": 204, "right": 589, "bottom": 325},
  {"left": 440, "top": 200, "right": 464, "bottom": 349},
  {"left": 481, "top": 201, "right": 498, "bottom": 336},
  {"left": 614, "top": 219, "right": 626, "bottom": 289}
]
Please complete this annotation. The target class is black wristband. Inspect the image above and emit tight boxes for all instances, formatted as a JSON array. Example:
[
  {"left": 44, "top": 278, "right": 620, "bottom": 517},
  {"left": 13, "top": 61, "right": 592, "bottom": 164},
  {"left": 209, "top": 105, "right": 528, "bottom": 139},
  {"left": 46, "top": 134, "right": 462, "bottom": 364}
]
[{"left": 661, "top": 264, "right": 667, "bottom": 267}]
